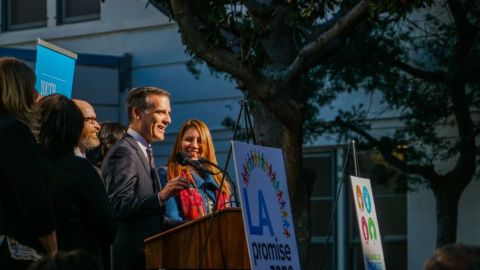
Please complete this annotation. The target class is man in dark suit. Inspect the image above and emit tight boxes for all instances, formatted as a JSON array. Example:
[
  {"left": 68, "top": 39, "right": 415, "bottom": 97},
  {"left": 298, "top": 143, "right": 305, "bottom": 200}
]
[{"left": 101, "top": 87, "right": 189, "bottom": 270}]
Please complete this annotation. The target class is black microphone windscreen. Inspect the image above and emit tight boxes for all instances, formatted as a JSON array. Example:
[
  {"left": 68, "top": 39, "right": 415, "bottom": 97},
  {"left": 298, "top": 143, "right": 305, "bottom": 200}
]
[{"left": 175, "top": 151, "right": 190, "bottom": 166}]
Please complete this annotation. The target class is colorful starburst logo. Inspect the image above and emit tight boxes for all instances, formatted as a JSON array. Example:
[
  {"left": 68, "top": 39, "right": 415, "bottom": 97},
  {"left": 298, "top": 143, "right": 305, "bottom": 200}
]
[{"left": 241, "top": 150, "right": 291, "bottom": 238}]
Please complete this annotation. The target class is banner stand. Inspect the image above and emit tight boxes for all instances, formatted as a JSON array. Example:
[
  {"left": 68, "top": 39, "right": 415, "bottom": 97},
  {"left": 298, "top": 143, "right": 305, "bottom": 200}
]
[
  {"left": 319, "top": 140, "right": 359, "bottom": 270},
  {"left": 35, "top": 38, "right": 77, "bottom": 98},
  {"left": 350, "top": 176, "right": 386, "bottom": 269}
]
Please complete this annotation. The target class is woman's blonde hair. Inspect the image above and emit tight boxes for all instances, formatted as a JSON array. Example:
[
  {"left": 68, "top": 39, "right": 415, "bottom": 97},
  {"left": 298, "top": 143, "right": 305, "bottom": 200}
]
[
  {"left": 167, "top": 119, "right": 231, "bottom": 195},
  {"left": 0, "top": 57, "right": 39, "bottom": 132}
]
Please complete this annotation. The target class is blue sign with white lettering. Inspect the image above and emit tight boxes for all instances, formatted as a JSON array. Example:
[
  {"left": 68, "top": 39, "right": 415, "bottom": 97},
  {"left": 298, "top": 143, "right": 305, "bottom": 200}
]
[{"left": 35, "top": 39, "right": 77, "bottom": 98}]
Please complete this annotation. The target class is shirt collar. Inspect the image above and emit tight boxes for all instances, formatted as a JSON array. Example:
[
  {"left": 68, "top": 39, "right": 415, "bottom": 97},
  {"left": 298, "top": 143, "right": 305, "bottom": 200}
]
[
  {"left": 127, "top": 128, "right": 149, "bottom": 147},
  {"left": 74, "top": 147, "right": 86, "bottom": 158},
  {"left": 127, "top": 128, "right": 150, "bottom": 159}
]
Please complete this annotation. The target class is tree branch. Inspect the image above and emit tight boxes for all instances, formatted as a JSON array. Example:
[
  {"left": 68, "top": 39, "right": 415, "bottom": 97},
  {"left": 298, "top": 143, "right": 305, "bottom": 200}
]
[
  {"left": 148, "top": 0, "right": 173, "bottom": 18},
  {"left": 389, "top": 59, "right": 446, "bottom": 83},
  {"left": 334, "top": 119, "right": 440, "bottom": 180},
  {"left": 168, "top": 0, "right": 275, "bottom": 101},
  {"left": 447, "top": 0, "right": 475, "bottom": 42},
  {"left": 242, "top": 0, "right": 272, "bottom": 33},
  {"left": 243, "top": 0, "right": 271, "bottom": 12},
  {"left": 443, "top": 81, "right": 477, "bottom": 186},
  {"left": 439, "top": 1, "right": 478, "bottom": 186},
  {"left": 282, "top": 0, "right": 371, "bottom": 87}
]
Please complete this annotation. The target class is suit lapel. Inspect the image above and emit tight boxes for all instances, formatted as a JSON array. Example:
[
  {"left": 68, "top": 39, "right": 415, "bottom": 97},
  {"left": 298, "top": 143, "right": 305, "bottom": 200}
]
[
  {"left": 124, "top": 134, "right": 151, "bottom": 179},
  {"left": 124, "top": 134, "right": 161, "bottom": 192}
]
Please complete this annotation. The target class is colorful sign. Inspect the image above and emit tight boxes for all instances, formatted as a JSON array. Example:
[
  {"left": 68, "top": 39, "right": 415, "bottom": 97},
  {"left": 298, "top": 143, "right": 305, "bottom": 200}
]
[
  {"left": 232, "top": 141, "right": 300, "bottom": 270},
  {"left": 35, "top": 38, "right": 77, "bottom": 98},
  {"left": 350, "top": 176, "right": 386, "bottom": 270}
]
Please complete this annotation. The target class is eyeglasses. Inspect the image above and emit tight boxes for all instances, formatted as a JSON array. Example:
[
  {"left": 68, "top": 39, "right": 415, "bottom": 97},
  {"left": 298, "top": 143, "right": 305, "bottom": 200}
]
[{"left": 84, "top": 117, "right": 98, "bottom": 125}]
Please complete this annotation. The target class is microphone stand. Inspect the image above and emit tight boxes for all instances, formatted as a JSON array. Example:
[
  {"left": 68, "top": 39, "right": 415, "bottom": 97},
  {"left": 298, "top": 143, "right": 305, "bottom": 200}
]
[
  {"left": 200, "top": 158, "right": 238, "bottom": 205},
  {"left": 197, "top": 100, "right": 255, "bottom": 269}
]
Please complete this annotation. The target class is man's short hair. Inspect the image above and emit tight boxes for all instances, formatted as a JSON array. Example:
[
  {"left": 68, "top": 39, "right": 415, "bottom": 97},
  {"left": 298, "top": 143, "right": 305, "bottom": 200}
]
[
  {"left": 425, "top": 243, "right": 480, "bottom": 270},
  {"left": 126, "top": 86, "right": 170, "bottom": 122}
]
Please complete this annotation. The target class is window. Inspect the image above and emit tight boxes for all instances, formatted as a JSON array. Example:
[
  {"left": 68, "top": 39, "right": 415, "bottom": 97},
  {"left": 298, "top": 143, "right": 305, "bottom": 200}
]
[
  {"left": 58, "top": 0, "right": 100, "bottom": 24},
  {"left": 305, "top": 148, "right": 407, "bottom": 270},
  {"left": 2, "top": 0, "right": 47, "bottom": 31},
  {"left": 305, "top": 151, "right": 336, "bottom": 270}
]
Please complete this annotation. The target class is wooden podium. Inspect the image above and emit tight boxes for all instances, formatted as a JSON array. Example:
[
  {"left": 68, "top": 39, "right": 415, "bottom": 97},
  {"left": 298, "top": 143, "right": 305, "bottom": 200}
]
[{"left": 144, "top": 208, "right": 250, "bottom": 269}]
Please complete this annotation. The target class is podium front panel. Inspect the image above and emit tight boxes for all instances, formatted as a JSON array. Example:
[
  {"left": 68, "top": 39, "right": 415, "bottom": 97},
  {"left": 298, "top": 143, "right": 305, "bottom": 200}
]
[{"left": 144, "top": 208, "right": 250, "bottom": 269}]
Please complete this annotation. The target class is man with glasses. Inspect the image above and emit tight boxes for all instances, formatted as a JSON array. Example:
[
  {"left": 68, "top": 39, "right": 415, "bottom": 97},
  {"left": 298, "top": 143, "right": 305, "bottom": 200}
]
[
  {"left": 73, "top": 99, "right": 101, "bottom": 158},
  {"left": 73, "top": 98, "right": 113, "bottom": 270}
]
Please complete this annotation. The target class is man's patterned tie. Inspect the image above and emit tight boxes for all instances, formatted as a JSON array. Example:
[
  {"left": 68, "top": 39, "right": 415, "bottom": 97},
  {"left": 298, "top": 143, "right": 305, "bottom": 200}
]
[{"left": 146, "top": 145, "right": 161, "bottom": 192}]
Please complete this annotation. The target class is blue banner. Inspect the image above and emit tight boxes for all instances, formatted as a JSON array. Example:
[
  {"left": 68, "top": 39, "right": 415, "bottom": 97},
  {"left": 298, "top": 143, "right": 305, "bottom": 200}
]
[{"left": 35, "top": 39, "right": 77, "bottom": 98}]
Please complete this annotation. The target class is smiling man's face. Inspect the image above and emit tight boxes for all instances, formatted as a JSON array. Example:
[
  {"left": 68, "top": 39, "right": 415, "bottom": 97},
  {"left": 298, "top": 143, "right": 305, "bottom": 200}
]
[{"left": 136, "top": 94, "right": 171, "bottom": 143}]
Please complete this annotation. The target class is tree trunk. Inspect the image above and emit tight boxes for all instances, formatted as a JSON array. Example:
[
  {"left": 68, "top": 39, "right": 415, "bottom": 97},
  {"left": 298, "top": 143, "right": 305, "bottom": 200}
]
[
  {"left": 433, "top": 188, "right": 461, "bottom": 247},
  {"left": 253, "top": 100, "right": 310, "bottom": 268},
  {"left": 253, "top": 100, "right": 283, "bottom": 147}
]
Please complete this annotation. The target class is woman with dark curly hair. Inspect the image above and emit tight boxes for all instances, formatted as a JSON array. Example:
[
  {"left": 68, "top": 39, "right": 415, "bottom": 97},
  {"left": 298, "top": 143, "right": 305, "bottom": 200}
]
[{"left": 38, "top": 94, "right": 117, "bottom": 269}]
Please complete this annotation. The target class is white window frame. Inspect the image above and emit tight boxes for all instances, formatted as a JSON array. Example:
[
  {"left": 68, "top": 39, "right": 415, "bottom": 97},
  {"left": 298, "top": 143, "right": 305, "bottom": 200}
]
[{"left": 57, "top": 0, "right": 100, "bottom": 25}]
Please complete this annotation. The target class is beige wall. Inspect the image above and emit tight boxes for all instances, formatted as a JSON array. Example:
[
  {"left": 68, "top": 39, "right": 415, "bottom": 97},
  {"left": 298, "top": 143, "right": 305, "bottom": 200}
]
[{"left": 408, "top": 178, "right": 480, "bottom": 269}]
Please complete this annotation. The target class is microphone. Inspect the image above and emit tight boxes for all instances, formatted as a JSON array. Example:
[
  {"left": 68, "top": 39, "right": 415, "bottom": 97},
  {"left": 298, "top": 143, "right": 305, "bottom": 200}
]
[
  {"left": 175, "top": 151, "right": 214, "bottom": 175},
  {"left": 198, "top": 157, "right": 238, "bottom": 207}
]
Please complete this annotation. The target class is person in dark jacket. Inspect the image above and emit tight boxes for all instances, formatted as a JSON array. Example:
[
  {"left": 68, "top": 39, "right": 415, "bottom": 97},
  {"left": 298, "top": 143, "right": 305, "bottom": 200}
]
[
  {"left": 38, "top": 94, "right": 117, "bottom": 269},
  {"left": 101, "top": 87, "right": 189, "bottom": 270},
  {"left": 28, "top": 250, "right": 101, "bottom": 270},
  {"left": 0, "top": 57, "right": 57, "bottom": 270}
]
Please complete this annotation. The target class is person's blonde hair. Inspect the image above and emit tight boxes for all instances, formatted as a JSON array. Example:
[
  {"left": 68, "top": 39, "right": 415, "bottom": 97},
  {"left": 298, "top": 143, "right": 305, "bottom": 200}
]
[
  {"left": 0, "top": 57, "right": 39, "bottom": 132},
  {"left": 167, "top": 119, "right": 231, "bottom": 195}
]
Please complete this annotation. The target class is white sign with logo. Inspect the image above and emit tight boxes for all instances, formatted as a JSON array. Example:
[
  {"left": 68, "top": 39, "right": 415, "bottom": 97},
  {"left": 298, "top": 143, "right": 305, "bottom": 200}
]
[
  {"left": 350, "top": 176, "right": 386, "bottom": 270},
  {"left": 232, "top": 141, "right": 301, "bottom": 270}
]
